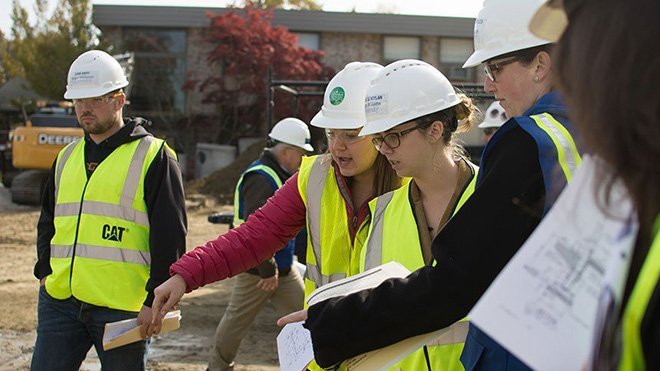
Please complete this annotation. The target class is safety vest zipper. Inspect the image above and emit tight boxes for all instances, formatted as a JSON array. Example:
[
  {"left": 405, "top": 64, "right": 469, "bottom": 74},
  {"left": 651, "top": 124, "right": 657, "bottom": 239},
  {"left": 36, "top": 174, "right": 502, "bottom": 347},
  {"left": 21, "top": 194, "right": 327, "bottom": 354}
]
[{"left": 68, "top": 178, "right": 90, "bottom": 288}]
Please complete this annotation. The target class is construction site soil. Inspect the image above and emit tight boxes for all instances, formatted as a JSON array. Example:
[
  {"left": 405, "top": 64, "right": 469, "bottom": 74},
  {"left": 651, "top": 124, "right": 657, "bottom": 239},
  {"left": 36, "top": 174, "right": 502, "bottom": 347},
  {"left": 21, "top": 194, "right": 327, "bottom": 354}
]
[{"left": 0, "top": 154, "right": 281, "bottom": 371}]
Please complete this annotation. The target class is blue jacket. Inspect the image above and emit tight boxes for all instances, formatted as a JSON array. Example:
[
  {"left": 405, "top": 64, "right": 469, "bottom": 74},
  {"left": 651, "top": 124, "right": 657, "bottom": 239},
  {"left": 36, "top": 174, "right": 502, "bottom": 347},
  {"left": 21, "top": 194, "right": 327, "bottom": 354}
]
[{"left": 462, "top": 92, "right": 582, "bottom": 371}]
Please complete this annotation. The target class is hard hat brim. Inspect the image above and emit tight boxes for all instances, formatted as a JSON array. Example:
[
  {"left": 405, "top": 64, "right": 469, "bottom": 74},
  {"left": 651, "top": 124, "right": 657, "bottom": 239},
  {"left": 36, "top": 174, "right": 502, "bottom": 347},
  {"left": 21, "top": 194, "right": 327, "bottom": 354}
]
[
  {"left": 462, "top": 40, "right": 552, "bottom": 68},
  {"left": 268, "top": 133, "right": 314, "bottom": 152},
  {"left": 358, "top": 118, "right": 399, "bottom": 136},
  {"left": 478, "top": 121, "right": 504, "bottom": 129},
  {"left": 310, "top": 110, "right": 365, "bottom": 130},
  {"left": 64, "top": 83, "right": 128, "bottom": 100},
  {"left": 529, "top": 1, "right": 568, "bottom": 42},
  {"left": 463, "top": 50, "right": 495, "bottom": 68},
  {"left": 268, "top": 127, "right": 314, "bottom": 152}
]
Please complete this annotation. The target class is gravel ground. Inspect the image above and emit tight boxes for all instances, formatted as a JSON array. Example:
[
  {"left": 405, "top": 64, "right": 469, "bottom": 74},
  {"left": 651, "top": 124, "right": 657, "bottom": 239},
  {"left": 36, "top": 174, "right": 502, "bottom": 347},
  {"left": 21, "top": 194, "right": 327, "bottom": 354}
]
[{"left": 0, "top": 188, "right": 280, "bottom": 371}]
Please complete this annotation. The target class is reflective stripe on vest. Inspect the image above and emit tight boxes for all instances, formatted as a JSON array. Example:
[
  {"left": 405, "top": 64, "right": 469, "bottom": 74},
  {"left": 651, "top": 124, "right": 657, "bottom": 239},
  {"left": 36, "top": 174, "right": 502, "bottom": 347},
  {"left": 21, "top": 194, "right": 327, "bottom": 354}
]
[
  {"left": 363, "top": 161, "right": 478, "bottom": 271},
  {"left": 481, "top": 110, "right": 582, "bottom": 214},
  {"left": 305, "top": 156, "right": 327, "bottom": 279},
  {"left": 299, "top": 155, "right": 359, "bottom": 298},
  {"left": 530, "top": 113, "right": 582, "bottom": 182},
  {"left": 47, "top": 135, "right": 163, "bottom": 312},
  {"left": 363, "top": 191, "right": 396, "bottom": 270},
  {"left": 54, "top": 137, "right": 153, "bottom": 227},
  {"left": 232, "top": 163, "right": 283, "bottom": 227},
  {"left": 54, "top": 140, "right": 77, "bottom": 202},
  {"left": 50, "top": 243, "right": 150, "bottom": 265},
  {"left": 619, "top": 217, "right": 660, "bottom": 371}
]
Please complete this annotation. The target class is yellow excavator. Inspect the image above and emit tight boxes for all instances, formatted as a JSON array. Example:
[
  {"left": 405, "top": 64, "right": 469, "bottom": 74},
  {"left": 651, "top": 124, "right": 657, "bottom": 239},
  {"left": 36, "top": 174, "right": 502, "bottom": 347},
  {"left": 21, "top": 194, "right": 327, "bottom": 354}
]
[{"left": 9, "top": 101, "right": 83, "bottom": 204}]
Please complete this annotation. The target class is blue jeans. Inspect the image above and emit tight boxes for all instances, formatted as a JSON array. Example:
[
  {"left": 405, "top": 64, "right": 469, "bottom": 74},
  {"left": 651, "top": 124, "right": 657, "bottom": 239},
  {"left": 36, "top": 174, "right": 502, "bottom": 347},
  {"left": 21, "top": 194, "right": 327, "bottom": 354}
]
[{"left": 31, "top": 286, "right": 149, "bottom": 371}]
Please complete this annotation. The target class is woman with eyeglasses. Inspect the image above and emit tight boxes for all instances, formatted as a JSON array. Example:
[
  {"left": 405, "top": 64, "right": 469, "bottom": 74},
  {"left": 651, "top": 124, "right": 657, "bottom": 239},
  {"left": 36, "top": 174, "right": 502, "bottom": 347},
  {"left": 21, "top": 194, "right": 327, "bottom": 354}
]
[
  {"left": 277, "top": 0, "right": 583, "bottom": 370},
  {"left": 354, "top": 59, "right": 478, "bottom": 370},
  {"left": 147, "top": 62, "right": 402, "bottom": 338},
  {"left": 531, "top": 0, "right": 659, "bottom": 370}
]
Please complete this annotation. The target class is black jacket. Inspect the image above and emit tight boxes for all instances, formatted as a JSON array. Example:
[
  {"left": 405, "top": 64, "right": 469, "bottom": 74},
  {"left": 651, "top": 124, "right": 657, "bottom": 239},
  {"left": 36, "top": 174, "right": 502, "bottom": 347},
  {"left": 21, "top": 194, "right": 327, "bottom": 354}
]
[{"left": 34, "top": 118, "right": 187, "bottom": 308}]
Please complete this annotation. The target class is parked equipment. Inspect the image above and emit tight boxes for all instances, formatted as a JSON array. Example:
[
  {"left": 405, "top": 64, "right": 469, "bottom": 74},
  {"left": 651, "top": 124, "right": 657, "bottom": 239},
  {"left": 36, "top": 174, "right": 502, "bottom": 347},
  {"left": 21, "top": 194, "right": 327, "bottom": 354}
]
[{"left": 9, "top": 102, "right": 82, "bottom": 205}]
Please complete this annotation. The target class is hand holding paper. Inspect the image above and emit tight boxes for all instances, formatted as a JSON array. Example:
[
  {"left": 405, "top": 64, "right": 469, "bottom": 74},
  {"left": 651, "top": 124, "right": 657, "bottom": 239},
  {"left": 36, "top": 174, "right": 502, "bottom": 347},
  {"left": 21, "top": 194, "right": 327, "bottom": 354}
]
[{"left": 103, "top": 310, "right": 181, "bottom": 351}]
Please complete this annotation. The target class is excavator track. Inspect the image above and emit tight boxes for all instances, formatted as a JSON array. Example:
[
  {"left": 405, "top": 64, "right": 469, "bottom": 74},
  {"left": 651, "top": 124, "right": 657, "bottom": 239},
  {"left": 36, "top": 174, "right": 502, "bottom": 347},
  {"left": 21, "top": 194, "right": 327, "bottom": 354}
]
[{"left": 10, "top": 170, "right": 49, "bottom": 206}]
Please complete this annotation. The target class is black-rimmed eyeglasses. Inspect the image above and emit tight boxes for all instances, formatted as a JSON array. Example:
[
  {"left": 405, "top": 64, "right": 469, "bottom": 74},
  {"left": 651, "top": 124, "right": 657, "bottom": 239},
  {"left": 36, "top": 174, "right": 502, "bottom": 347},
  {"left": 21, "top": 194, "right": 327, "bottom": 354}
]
[{"left": 371, "top": 123, "right": 431, "bottom": 150}]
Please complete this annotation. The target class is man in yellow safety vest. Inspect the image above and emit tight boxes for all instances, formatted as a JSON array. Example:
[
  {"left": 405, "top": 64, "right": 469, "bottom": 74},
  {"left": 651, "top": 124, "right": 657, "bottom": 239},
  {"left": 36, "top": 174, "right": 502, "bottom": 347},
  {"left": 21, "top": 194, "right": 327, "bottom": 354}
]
[{"left": 31, "top": 50, "right": 187, "bottom": 371}]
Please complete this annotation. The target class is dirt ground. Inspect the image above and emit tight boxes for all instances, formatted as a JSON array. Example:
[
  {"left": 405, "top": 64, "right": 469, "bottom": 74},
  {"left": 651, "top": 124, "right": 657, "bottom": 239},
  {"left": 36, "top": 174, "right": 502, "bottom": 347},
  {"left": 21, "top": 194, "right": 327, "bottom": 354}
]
[{"left": 0, "top": 186, "right": 280, "bottom": 371}]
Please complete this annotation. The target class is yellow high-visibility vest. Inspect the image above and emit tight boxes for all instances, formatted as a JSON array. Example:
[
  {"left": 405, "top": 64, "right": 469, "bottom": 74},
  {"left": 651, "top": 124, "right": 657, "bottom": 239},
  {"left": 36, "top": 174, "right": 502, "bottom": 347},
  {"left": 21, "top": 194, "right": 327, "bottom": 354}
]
[
  {"left": 232, "top": 162, "right": 283, "bottom": 227},
  {"left": 297, "top": 155, "right": 369, "bottom": 302},
  {"left": 360, "top": 160, "right": 478, "bottom": 371},
  {"left": 46, "top": 136, "right": 167, "bottom": 312},
  {"left": 619, "top": 216, "right": 659, "bottom": 371}
]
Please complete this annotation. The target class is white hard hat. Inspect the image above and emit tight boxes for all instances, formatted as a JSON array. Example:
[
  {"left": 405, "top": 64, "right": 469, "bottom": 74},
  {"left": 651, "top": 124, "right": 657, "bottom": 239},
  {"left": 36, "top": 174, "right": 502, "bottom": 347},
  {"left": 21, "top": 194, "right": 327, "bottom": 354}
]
[
  {"left": 360, "top": 59, "right": 465, "bottom": 136},
  {"left": 269, "top": 117, "right": 314, "bottom": 152},
  {"left": 478, "top": 101, "right": 507, "bottom": 129},
  {"left": 64, "top": 50, "right": 129, "bottom": 99},
  {"left": 311, "top": 62, "right": 384, "bottom": 129},
  {"left": 463, "top": 0, "right": 552, "bottom": 68},
  {"left": 529, "top": 0, "right": 569, "bottom": 42}
]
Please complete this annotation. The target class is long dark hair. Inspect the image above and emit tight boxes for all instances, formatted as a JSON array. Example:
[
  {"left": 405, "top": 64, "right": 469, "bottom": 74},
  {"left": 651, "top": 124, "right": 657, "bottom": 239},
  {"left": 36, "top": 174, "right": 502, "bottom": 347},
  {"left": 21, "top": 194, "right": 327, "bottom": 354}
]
[{"left": 555, "top": 0, "right": 659, "bottom": 277}]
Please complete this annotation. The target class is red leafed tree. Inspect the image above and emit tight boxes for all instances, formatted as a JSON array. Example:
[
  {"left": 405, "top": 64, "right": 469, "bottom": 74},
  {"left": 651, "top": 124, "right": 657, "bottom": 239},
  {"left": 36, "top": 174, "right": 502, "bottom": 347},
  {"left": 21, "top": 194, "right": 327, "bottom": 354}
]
[{"left": 187, "top": 6, "right": 334, "bottom": 144}]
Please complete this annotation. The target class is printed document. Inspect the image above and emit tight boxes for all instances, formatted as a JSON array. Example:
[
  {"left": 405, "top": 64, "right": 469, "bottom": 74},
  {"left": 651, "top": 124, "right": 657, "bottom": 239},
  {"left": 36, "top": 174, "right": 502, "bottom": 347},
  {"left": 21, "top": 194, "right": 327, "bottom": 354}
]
[
  {"left": 279, "top": 261, "right": 415, "bottom": 371},
  {"left": 470, "top": 156, "right": 638, "bottom": 370},
  {"left": 277, "top": 321, "right": 315, "bottom": 371}
]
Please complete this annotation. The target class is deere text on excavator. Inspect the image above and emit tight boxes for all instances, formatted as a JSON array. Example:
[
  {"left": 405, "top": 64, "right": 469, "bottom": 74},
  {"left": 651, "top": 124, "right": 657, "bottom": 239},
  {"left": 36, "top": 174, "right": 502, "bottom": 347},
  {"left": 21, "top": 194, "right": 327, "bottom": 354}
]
[{"left": 9, "top": 102, "right": 82, "bottom": 205}]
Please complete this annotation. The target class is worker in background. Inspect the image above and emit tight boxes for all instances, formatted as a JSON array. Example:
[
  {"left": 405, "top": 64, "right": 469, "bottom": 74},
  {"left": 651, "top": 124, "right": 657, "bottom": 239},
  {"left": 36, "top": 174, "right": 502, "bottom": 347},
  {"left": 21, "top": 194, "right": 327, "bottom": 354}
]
[
  {"left": 530, "top": 0, "right": 659, "bottom": 369},
  {"left": 207, "top": 117, "right": 311, "bottom": 371},
  {"left": 149, "top": 62, "right": 401, "bottom": 336},
  {"left": 478, "top": 101, "right": 507, "bottom": 144},
  {"left": 358, "top": 59, "right": 479, "bottom": 370},
  {"left": 31, "top": 50, "right": 187, "bottom": 370},
  {"left": 277, "top": 0, "right": 583, "bottom": 369}
]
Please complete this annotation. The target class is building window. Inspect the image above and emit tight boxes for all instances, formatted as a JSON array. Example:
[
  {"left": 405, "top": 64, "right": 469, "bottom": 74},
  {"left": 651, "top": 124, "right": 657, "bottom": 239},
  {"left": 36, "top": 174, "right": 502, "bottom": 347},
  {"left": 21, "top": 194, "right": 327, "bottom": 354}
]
[
  {"left": 383, "top": 36, "right": 420, "bottom": 64},
  {"left": 439, "top": 38, "right": 475, "bottom": 82},
  {"left": 295, "top": 32, "right": 320, "bottom": 50},
  {"left": 123, "top": 29, "right": 187, "bottom": 113}
]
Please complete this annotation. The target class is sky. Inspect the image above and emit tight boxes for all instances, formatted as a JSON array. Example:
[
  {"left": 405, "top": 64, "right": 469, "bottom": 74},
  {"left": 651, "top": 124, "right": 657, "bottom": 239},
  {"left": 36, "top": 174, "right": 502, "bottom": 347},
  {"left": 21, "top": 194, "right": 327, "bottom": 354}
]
[{"left": 1, "top": 0, "right": 483, "bottom": 36}]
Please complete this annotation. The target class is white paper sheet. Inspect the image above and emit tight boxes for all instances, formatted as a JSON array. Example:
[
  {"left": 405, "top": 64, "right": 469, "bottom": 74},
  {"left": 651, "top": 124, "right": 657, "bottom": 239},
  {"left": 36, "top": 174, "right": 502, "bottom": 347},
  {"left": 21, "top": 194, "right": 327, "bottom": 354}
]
[
  {"left": 278, "top": 262, "right": 412, "bottom": 370},
  {"left": 277, "top": 321, "right": 314, "bottom": 371},
  {"left": 470, "top": 155, "right": 638, "bottom": 370},
  {"left": 306, "top": 261, "right": 410, "bottom": 307}
]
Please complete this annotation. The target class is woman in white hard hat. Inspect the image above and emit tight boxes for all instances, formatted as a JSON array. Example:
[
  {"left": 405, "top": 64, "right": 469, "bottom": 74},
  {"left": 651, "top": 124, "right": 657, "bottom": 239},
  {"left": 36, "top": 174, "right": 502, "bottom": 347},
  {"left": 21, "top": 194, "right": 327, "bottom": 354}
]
[
  {"left": 478, "top": 101, "right": 507, "bottom": 144},
  {"left": 149, "top": 63, "right": 402, "bottom": 336},
  {"left": 356, "top": 60, "right": 478, "bottom": 370},
  {"left": 278, "top": 0, "right": 583, "bottom": 369},
  {"left": 531, "top": 0, "right": 659, "bottom": 370}
]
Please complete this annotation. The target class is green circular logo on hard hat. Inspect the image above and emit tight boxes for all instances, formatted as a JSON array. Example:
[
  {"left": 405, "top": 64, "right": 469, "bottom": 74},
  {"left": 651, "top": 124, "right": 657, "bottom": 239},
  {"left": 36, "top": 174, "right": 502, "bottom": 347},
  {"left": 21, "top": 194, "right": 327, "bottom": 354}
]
[{"left": 329, "top": 87, "right": 345, "bottom": 106}]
